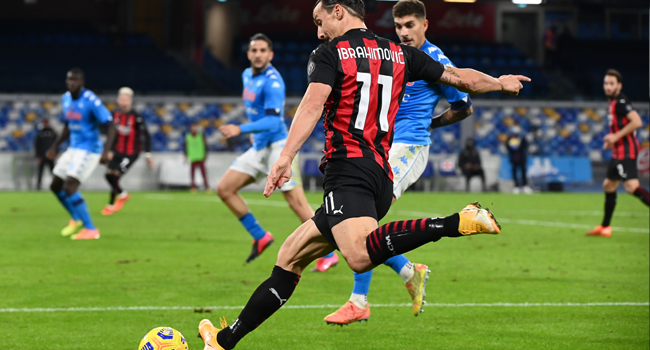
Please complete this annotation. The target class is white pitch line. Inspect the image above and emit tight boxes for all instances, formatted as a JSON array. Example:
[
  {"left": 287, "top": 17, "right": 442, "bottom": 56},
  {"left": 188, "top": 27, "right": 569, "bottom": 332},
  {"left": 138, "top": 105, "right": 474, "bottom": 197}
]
[
  {"left": 143, "top": 195, "right": 649, "bottom": 234},
  {"left": 1, "top": 302, "right": 647, "bottom": 313}
]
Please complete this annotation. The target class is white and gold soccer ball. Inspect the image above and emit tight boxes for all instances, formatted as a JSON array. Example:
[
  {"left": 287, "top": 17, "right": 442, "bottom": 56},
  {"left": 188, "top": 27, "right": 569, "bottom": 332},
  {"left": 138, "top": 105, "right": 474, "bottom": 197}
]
[{"left": 138, "top": 327, "right": 189, "bottom": 350}]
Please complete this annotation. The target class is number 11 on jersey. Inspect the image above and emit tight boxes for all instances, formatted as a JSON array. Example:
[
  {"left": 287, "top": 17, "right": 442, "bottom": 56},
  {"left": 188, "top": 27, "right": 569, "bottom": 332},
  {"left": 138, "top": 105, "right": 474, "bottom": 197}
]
[{"left": 354, "top": 72, "right": 392, "bottom": 133}]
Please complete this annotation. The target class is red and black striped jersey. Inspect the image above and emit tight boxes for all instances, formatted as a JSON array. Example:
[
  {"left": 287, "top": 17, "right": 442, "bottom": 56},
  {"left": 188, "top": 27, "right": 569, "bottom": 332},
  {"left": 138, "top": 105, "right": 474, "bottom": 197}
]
[
  {"left": 608, "top": 93, "right": 639, "bottom": 160},
  {"left": 307, "top": 28, "right": 445, "bottom": 179},
  {"left": 112, "top": 110, "right": 151, "bottom": 155}
]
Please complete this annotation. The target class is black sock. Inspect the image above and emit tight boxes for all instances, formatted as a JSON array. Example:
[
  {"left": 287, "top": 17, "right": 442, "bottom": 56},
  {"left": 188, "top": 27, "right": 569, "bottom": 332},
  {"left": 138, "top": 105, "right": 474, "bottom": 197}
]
[
  {"left": 217, "top": 266, "right": 300, "bottom": 350},
  {"left": 633, "top": 187, "right": 650, "bottom": 206},
  {"left": 366, "top": 214, "right": 461, "bottom": 266},
  {"left": 113, "top": 175, "right": 122, "bottom": 194},
  {"left": 105, "top": 174, "right": 121, "bottom": 204},
  {"left": 105, "top": 174, "right": 117, "bottom": 204},
  {"left": 602, "top": 192, "right": 617, "bottom": 227}
]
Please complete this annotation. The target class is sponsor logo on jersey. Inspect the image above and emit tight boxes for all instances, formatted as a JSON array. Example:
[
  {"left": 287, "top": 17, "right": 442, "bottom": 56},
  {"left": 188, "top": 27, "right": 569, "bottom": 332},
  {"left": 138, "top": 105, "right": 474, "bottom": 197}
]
[
  {"left": 243, "top": 87, "right": 257, "bottom": 102},
  {"left": 65, "top": 110, "right": 83, "bottom": 121}
]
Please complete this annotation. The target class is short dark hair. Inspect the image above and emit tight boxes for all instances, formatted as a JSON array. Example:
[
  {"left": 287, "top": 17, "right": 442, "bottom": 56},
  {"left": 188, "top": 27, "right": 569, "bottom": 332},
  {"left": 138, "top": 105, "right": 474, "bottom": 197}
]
[
  {"left": 68, "top": 67, "right": 85, "bottom": 80},
  {"left": 249, "top": 33, "right": 273, "bottom": 51},
  {"left": 315, "top": 0, "right": 365, "bottom": 20},
  {"left": 605, "top": 69, "right": 622, "bottom": 83},
  {"left": 393, "top": 0, "right": 426, "bottom": 20}
]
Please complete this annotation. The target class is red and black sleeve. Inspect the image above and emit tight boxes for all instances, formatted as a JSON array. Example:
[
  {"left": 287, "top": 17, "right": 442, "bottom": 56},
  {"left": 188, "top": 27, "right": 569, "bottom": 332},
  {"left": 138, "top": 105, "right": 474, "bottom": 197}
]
[{"left": 134, "top": 111, "right": 151, "bottom": 153}]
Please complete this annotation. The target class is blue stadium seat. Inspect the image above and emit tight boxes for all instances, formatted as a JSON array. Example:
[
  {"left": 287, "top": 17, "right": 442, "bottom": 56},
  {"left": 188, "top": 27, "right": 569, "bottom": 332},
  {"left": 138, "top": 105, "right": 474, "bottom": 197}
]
[{"left": 285, "top": 41, "right": 299, "bottom": 52}]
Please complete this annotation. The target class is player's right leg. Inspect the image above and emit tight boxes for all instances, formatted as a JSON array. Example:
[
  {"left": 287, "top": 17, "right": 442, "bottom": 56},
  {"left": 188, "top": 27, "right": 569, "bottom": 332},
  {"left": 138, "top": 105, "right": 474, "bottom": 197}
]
[
  {"left": 216, "top": 155, "right": 273, "bottom": 263},
  {"left": 199, "top": 219, "right": 333, "bottom": 350},
  {"left": 587, "top": 162, "right": 621, "bottom": 237},
  {"left": 51, "top": 150, "right": 82, "bottom": 236},
  {"left": 103, "top": 157, "right": 123, "bottom": 215}
]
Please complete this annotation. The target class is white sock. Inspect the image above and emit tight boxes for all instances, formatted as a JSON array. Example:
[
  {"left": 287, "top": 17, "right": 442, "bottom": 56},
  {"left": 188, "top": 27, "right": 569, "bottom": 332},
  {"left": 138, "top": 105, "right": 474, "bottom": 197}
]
[
  {"left": 119, "top": 191, "right": 128, "bottom": 199},
  {"left": 399, "top": 262, "right": 415, "bottom": 283},
  {"left": 349, "top": 293, "right": 367, "bottom": 308}
]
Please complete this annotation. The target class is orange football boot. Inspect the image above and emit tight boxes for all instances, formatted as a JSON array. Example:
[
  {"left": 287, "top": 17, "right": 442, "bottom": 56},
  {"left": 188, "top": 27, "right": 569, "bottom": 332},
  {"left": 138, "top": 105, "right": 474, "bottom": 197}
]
[
  {"left": 113, "top": 193, "right": 130, "bottom": 212},
  {"left": 198, "top": 317, "right": 227, "bottom": 350},
  {"left": 586, "top": 225, "right": 612, "bottom": 237},
  {"left": 71, "top": 228, "right": 100, "bottom": 240},
  {"left": 324, "top": 301, "right": 370, "bottom": 326},
  {"left": 101, "top": 205, "right": 114, "bottom": 216},
  {"left": 311, "top": 252, "right": 339, "bottom": 272}
]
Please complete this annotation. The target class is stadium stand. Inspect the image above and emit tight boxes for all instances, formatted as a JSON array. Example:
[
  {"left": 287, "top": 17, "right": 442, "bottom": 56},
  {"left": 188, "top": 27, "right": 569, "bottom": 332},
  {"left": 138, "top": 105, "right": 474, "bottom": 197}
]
[
  {"left": 0, "top": 21, "right": 197, "bottom": 94},
  {"left": 1, "top": 97, "right": 647, "bottom": 163},
  {"left": 204, "top": 37, "right": 550, "bottom": 98}
]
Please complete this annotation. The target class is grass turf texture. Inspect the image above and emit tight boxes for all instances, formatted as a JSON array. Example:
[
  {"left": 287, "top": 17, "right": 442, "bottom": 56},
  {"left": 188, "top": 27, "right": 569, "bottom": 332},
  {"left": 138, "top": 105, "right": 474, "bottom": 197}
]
[{"left": 0, "top": 191, "right": 648, "bottom": 350}]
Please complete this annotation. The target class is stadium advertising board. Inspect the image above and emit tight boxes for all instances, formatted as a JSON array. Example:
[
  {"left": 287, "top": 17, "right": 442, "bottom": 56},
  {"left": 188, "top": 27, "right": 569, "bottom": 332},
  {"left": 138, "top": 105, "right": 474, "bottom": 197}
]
[
  {"left": 499, "top": 156, "right": 593, "bottom": 184},
  {"left": 239, "top": 1, "right": 496, "bottom": 41}
]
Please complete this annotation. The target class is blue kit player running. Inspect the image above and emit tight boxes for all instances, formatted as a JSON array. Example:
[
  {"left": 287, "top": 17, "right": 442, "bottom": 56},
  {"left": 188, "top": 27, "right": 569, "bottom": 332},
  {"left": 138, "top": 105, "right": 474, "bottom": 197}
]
[
  {"left": 47, "top": 68, "right": 116, "bottom": 240},
  {"left": 323, "top": 0, "right": 474, "bottom": 325},
  {"left": 217, "top": 33, "right": 320, "bottom": 263}
]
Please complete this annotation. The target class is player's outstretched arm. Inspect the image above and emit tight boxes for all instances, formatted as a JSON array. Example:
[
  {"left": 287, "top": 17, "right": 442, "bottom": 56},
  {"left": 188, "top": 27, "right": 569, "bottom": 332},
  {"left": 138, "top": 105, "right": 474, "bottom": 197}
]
[
  {"left": 264, "top": 82, "right": 332, "bottom": 197},
  {"left": 430, "top": 105, "right": 474, "bottom": 129},
  {"left": 438, "top": 66, "right": 530, "bottom": 96},
  {"left": 45, "top": 123, "right": 70, "bottom": 160}
]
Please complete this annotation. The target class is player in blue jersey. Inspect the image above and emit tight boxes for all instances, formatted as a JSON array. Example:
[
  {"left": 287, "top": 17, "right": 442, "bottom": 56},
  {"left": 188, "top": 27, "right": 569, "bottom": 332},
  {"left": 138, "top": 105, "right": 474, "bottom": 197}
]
[
  {"left": 323, "top": 0, "right": 474, "bottom": 325},
  {"left": 46, "top": 68, "right": 116, "bottom": 240},
  {"left": 217, "top": 33, "right": 332, "bottom": 264}
]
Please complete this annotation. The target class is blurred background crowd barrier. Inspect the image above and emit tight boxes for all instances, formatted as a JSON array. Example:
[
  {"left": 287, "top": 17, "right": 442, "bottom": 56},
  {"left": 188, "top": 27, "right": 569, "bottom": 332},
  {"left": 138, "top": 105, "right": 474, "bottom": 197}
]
[{"left": 2, "top": 95, "right": 647, "bottom": 192}]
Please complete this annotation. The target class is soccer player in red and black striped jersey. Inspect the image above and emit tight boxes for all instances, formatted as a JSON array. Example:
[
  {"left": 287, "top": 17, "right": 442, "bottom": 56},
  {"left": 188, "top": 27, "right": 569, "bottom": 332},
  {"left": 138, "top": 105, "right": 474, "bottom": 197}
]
[
  {"left": 586, "top": 69, "right": 648, "bottom": 237},
  {"left": 197, "top": 1, "right": 529, "bottom": 348},
  {"left": 102, "top": 87, "right": 154, "bottom": 216}
]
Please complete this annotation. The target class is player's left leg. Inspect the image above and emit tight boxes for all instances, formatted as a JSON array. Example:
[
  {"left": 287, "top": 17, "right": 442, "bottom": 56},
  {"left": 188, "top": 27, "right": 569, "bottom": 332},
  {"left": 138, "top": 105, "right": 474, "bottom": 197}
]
[
  {"left": 51, "top": 149, "right": 82, "bottom": 236},
  {"left": 111, "top": 154, "right": 137, "bottom": 211},
  {"left": 36, "top": 159, "right": 46, "bottom": 190},
  {"left": 326, "top": 144, "right": 433, "bottom": 324},
  {"left": 281, "top": 186, "right": 313, "bottom": 222},
  {"left": 197, "top": 160, "right": 210, "bottom": 192},
  {"left": 103, "top": 170, "right": 119, "bottom": 215},
  {"left": 621, "top": 159, "right": 649, "bottom": 206},
  {"left": 190, "top": 161, "right": 198, "bottom": 192},
  {"left": 625, "top": 178, "right": 650, "bottom": 204},
  {"left": 199, "top": 219, "right": 333, "bottom": 350},
  {"left": 217, "top": 152, "right": 273, "bottom": 263},
  {"left": 478, "top": 169, "right": 487, "bottom": 192},
  {"left": 60, "top": 149, "right": 102, "bottom": 240},
  {"left": 521, "top": 162, "right": 533, "bottom": 194}
]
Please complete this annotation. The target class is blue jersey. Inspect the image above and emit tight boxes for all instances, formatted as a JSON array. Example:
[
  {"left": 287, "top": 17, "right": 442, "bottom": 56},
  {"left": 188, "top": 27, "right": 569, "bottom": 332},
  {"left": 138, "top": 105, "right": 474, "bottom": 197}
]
[
  {"left": 241, "top": 65, "right": 288, "bottom": 150},
  {"left": 394, "top": 40, "right": 469, "bottom": 145},
  {"left": 61, "top": 88, "right": 112, "bottom": 153}
]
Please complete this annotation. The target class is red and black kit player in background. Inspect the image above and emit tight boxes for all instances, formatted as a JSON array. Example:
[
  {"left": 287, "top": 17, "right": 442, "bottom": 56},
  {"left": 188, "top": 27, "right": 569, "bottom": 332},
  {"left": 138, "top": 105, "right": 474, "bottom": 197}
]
[
  {"left": 197, "top": 1, "right": 530, "bottom": 349},
  {"left": 102, "top": 87, "right": 154, "bottom": 216},
  {"left": 587, "top": 69, "right": 649, "bottom": 237}
]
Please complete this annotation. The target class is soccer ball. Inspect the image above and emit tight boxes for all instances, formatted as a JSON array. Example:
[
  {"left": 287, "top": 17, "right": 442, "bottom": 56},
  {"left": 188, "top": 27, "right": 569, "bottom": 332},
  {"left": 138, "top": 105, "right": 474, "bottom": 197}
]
[{"left": 138, "top": 327, "right": 189, "bottom": 350}]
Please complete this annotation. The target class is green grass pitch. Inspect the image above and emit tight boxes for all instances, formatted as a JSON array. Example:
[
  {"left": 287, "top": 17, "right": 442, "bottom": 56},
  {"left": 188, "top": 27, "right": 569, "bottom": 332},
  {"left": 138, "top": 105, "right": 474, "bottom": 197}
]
[{"left": 1, "top": 190, "right": 648, "bottom": 350}]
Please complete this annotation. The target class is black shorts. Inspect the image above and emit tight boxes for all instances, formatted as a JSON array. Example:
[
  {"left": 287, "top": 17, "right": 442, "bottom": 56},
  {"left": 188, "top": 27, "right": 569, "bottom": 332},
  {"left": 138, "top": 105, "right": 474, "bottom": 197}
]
[
  {"left": 108, "top": 152, "right": 139, "bottom": 174},
  {"left": 311, "top": 158, "right": 393, "bottom": 250},
  {"left": 606, "top": 158, "right": 638, "bottom": 181}
]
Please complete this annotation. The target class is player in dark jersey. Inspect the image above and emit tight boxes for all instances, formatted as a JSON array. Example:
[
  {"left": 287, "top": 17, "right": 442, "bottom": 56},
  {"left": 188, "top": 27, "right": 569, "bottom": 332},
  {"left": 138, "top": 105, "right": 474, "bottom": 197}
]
[
  {"left": 102, "top": 87, "right": 154, "bottom": 216},
  {"left": 586, "top": 69, "right": 649, "bottom": 237},
  {"left": 197, "top": 1, "right": 529, "bottom": 348}
]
